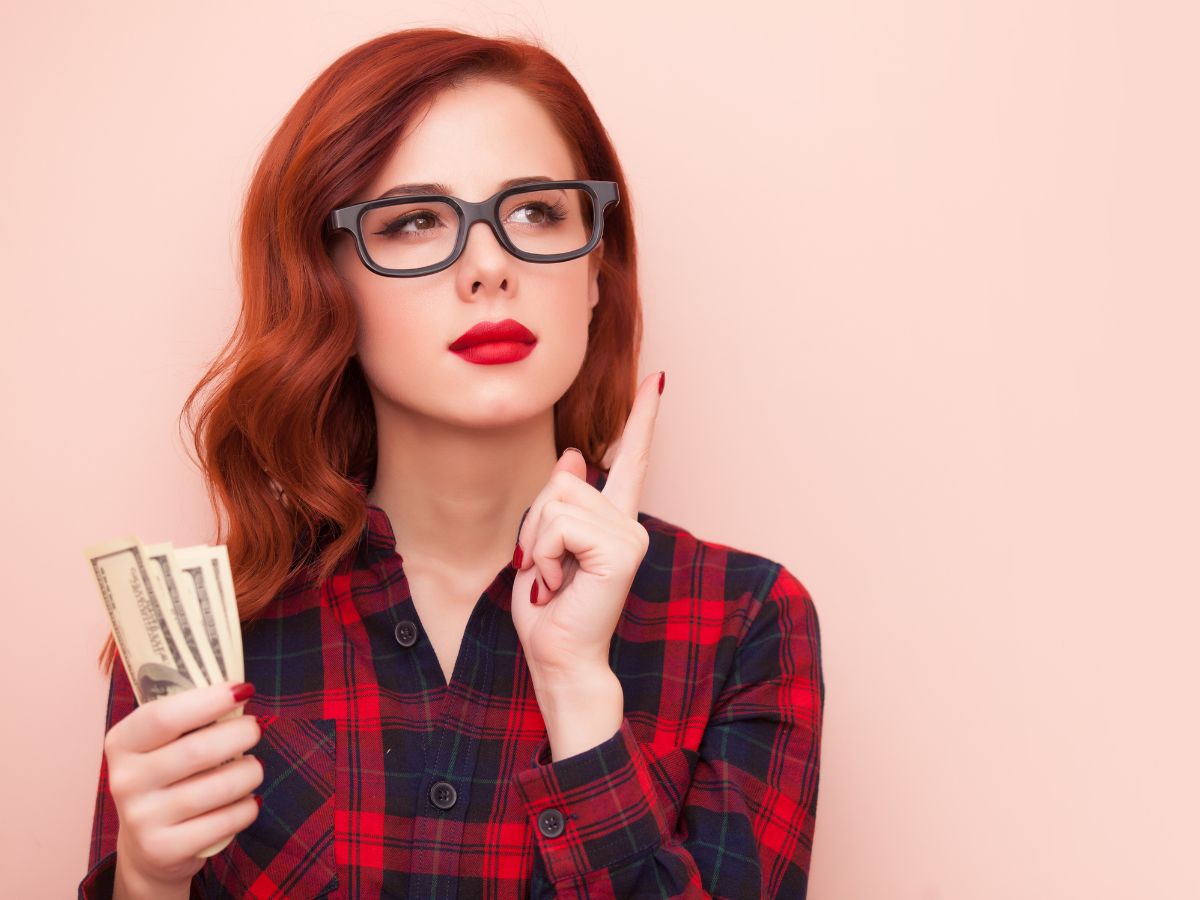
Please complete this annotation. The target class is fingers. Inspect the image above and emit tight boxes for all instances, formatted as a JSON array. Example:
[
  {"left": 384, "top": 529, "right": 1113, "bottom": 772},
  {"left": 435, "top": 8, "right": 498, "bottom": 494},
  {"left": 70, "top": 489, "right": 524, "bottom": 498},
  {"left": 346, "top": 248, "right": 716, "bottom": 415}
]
[
  {"left": 602, "top": 371, "right": 664, "bottom": 517},
  {"left": 173, "top": 793, "right": 262, "bottom": 858},
  {"left": 107, "top": 681, "right": 254, "bottom": 755},
  {"left": 160, "top": 754, "right": 265, "bottom": 823},
  {"left": 525, "top": 501, "right": 616, "bottom": 592},
  {"left": 514, "top": 452, "right": 588, "bottom": 572},
  {"left": 131, "top": 793, "right": 261, "bottom": 870},
  {"left": 142, "top": 714, "right": 262, "bottom": 789},
  {"left": 514, "top": 369, "right": 662, "bottom": 594}
]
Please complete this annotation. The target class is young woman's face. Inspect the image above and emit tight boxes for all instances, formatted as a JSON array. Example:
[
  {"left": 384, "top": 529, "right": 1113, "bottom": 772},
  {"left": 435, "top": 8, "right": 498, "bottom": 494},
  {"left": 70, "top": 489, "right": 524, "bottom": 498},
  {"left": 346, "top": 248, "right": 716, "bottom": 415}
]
[{"left": 331, "top": 79, "right": 603, "bottom": 433}]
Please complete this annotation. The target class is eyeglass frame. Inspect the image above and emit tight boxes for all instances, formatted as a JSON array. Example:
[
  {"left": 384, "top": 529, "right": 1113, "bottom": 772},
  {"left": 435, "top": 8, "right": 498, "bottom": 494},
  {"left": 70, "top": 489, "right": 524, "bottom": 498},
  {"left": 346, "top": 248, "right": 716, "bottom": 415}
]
[{"left": 326, "top": 179, "right": 620, "bottom": 278}]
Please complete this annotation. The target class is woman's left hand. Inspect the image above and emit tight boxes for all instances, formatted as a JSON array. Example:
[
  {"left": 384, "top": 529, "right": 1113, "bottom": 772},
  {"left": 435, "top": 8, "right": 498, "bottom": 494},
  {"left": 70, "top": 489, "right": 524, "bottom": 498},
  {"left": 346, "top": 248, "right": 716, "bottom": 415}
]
[{"left": 511, "top": 370, "right": 664, "bottom": 682}]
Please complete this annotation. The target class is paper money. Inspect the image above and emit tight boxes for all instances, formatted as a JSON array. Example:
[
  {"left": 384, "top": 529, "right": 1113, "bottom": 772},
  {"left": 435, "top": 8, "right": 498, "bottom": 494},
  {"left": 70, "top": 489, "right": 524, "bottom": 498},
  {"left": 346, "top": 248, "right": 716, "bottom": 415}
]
[
  {"left": 85, "top": 534, "right": 246, "bottom": 856},
  {"left": 173, "top": 544, "right": 242, "bottom": 684},
  {"left": 143, "top": 542, "right": 223, "bottom": 688}
]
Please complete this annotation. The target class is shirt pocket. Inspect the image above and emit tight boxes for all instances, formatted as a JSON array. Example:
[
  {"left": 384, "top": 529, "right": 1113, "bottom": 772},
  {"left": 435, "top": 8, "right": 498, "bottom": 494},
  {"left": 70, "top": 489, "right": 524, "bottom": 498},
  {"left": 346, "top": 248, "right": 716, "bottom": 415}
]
[{"left": 203, "top": 715, "right": 338, "bottom": 899}]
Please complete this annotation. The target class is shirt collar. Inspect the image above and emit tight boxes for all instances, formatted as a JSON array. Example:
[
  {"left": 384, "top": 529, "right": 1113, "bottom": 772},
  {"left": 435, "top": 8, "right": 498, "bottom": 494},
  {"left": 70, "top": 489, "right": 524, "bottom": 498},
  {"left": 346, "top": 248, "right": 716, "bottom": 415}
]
[{"left": 348, "top": 458, "right": 611, "bottom": 560}]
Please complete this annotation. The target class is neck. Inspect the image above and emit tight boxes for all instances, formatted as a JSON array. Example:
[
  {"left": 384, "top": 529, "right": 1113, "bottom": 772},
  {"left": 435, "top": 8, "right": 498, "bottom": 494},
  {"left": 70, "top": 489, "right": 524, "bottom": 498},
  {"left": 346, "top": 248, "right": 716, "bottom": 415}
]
[{"left": 366, "top": 403, "right": 558, "bottom": 576}]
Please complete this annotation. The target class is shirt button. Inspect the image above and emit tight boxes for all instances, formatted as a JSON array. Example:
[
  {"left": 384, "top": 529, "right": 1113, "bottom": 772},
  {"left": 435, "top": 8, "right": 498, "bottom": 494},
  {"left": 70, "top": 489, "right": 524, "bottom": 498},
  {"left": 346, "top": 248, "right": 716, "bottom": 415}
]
[
  {"left": 394, "top": 620, "right": 418, "bottom": 647},
  {"left": 538, "top": 808, "right": 565, "bottom": 838},
  {"left": 429, "top": 781, "right": 457, "bottom": 810}
]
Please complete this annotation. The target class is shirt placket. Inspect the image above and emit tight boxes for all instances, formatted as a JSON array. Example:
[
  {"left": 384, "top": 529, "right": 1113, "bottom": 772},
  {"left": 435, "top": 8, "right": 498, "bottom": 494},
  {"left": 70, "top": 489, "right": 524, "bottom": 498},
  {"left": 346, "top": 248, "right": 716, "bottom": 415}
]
[{"left": 398, "top": 577, "right": 503, "bottom": 898}]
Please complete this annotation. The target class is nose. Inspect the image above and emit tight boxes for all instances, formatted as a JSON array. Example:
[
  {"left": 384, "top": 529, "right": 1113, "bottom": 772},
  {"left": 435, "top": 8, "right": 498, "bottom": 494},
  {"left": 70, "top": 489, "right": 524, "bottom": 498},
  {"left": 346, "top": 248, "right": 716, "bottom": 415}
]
[
  {"left": 461, "top": 216, "right": 506, "bottom": 254},
  {"left": 456, "top": 214, "right": 517, "bottom": 275},
  {"left": 456, "top": 215, "right": 513, "bottom": 294}
]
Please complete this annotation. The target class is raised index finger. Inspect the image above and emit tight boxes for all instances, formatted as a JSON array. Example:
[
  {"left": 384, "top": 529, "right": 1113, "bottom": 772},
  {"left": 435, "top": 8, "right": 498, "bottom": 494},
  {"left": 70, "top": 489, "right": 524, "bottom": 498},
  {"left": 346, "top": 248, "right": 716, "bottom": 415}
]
[
  {"left": 602, "top": 370, "right": 664, "bottom": 517},
  {"left": 109, "top": 681, "right": 254, "bottom": 754}
]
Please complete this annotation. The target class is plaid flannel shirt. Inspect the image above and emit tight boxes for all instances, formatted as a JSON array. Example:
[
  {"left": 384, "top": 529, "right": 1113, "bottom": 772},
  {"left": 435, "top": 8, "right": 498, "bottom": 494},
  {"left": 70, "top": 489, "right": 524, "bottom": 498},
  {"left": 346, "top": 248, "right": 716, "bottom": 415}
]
[{"left": 81, "top": 460, "right": 824, "bottom": 897}]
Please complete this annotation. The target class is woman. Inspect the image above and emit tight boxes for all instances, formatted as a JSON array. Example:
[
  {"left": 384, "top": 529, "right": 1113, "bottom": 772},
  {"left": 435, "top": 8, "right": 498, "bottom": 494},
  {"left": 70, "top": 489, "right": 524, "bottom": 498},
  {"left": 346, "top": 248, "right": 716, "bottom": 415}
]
[{"left": 81, "top": 27, "right": 824, "bottom": 899}]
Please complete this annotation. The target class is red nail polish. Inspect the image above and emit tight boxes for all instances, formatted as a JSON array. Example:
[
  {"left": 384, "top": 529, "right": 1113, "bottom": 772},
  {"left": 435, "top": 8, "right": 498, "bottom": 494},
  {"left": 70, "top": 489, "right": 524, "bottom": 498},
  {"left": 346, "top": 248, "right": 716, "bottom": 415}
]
[
  {"left": 530, "top": 578, "right": 539, "bottom": 605},
  {"left": 231, "top": 682, "right": 255, "bottom": 703},
  {"left": 658, "top": 371, "right": 665, "bottom": 394},
  {"left": 254, "top": 794, "right": 263, "bottom": 808},
  {"left": 512, "top": 544, "right": 523, "bottom": 569}
]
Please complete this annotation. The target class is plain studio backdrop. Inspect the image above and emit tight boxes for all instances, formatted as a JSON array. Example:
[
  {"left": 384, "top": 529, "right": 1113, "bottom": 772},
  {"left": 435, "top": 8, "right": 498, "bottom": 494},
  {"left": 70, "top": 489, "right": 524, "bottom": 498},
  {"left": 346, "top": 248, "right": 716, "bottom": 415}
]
[{"left": 2, "top": 2, "right": 1197, "bottom": 897}]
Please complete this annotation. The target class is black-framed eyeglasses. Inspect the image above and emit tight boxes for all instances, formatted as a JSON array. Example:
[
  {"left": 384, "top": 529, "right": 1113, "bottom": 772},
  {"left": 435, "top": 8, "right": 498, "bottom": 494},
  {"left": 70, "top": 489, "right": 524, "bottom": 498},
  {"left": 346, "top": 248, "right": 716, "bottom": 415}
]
[{"left": 327, "top": 179, "right": 619, "bottom": 277}]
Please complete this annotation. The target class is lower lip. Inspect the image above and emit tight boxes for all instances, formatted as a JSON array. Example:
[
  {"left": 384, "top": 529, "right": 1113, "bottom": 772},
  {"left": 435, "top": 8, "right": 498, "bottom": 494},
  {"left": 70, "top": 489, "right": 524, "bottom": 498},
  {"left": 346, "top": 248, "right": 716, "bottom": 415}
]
[{"left": 450, "top": 340, "right": 536, "bottom": 364}]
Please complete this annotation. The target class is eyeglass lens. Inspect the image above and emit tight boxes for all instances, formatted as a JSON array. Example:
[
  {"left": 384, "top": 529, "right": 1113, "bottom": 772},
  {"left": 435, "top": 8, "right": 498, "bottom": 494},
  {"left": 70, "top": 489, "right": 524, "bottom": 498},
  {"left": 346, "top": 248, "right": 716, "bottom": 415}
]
[{"left": 358, "top": 185, "right": 597, "bottom": 272}]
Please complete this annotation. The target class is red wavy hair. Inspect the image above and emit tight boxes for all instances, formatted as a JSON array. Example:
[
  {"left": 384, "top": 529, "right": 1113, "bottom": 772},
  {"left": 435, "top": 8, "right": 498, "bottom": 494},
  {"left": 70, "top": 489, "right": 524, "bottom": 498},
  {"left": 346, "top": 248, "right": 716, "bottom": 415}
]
[{"left": 100, "top": 27, "right": 642, "bottom": 674}]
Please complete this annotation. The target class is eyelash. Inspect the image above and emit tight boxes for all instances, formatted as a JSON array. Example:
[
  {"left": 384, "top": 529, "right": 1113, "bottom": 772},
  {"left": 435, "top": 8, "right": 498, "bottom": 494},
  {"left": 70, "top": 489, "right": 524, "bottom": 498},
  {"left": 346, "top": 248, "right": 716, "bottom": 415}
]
[{"left": 375, "top": 200, "right": 569, "bottom": 237}]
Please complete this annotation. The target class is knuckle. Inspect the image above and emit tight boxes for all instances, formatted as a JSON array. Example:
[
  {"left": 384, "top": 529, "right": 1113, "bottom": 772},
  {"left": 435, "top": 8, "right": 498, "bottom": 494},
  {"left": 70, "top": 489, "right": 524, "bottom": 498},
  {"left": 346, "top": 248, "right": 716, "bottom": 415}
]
[
  {"left": 143, "top": 701, "right": 177, "bottom": 741},
  {"left": 139, "top": 829, "right": 176, "bottom": 870},
  {"left": 107, "top": 764, "right": 135, "bottom": 801},
  {"left": 178, "top": 734, "right": 213, "bottom": 773},
  {"left": 120, "top": 795, "right": 150, "bottom": 831}
]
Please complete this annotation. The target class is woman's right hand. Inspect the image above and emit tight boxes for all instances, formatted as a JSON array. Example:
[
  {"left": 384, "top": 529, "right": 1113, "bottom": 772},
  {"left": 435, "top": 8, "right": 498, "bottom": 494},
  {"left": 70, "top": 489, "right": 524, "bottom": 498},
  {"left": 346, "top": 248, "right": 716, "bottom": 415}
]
[{"left": 105, "top": 681, "right": 263, "bottom": 900}]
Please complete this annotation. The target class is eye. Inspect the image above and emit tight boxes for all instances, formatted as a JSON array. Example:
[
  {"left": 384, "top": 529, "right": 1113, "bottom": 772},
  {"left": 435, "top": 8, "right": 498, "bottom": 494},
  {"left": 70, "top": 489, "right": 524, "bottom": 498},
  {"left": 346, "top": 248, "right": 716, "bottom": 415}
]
[
  {"left": 507, "top": 201, "right": 569, "bottom": 227},
  {"left": 376, "top": 210, "right": 446, "bottom": 237}
]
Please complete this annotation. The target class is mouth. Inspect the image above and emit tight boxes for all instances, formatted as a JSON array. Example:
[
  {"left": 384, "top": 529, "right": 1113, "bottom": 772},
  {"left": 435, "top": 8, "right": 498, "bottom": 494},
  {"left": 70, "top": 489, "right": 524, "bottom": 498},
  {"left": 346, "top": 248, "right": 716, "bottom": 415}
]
[
  {"left": 448, "top": 318, "right": 537, "bottom": 350},
  {"left": 449, "top": 340, "right": 536, "bottom": 365}
]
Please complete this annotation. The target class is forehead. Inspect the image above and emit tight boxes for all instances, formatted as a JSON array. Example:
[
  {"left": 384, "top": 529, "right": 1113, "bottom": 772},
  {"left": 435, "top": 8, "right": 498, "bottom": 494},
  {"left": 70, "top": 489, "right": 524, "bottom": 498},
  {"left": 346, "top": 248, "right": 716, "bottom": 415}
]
[{"left": 369, "top": 80, "right": 578, "bottom": 200}]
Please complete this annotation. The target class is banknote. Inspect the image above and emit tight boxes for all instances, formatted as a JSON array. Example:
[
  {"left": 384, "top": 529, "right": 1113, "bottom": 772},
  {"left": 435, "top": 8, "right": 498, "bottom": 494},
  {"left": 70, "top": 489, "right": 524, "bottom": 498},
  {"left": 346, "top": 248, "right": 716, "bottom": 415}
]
[
  {"left": 143, "top": 542, "right": 224, "bottom": 688},
  {"left": 208, "top": 545, "right": 244, "bottom": 684},
  {"left": 173, "top": 544, "right": 239, "bottom": 684},
  {"left": 84, "top": 534, "right": 246, "bottom": 857},
  {"left": 84, "top": 536, "right": 205, "bottom": 705}
]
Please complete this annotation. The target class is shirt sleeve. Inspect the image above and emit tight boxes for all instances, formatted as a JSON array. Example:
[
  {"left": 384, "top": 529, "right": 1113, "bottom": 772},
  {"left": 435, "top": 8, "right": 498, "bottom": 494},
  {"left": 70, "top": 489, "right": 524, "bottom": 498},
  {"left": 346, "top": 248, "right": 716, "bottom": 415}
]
[
  {"left": 512, "top": 564, "right": 825, "bottom": 898},
  {"left": 78, "top": 655, "right": 206, "bottom": 900}
]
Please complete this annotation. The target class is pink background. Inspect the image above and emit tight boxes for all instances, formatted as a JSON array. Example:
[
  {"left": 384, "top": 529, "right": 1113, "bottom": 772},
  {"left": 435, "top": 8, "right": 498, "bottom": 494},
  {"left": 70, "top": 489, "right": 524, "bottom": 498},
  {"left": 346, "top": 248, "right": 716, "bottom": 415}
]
[{"left": 3, "top": 2, "right": 1198, "bottom": 897}]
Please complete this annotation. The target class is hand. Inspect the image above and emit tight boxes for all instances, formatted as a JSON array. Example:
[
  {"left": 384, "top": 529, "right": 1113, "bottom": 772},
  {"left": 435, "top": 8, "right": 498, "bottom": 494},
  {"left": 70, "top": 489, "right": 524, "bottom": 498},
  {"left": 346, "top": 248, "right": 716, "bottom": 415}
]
[
  {"left": 105, "top": 682, "right": 263, "bottom": 897},
  {"left": 511, "top": 370, "right": 664, "bottom": 681}
]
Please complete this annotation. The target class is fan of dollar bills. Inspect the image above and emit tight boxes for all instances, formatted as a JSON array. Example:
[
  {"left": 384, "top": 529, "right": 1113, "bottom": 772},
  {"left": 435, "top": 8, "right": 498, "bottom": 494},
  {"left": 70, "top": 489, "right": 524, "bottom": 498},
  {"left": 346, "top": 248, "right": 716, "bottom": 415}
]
[
  {"left": 84, "top": 536, "right": 247, "bottom": 857},
  {"left": 84, "top": 537, "right": 245, "bottom": 702}
]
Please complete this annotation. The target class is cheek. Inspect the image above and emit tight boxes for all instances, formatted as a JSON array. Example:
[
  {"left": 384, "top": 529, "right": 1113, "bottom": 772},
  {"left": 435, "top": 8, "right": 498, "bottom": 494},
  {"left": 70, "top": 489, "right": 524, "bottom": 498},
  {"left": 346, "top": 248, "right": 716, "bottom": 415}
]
[
  {"left": 534, "top": 268, "right": 594, "bottom": 368},
  {"left": 345, "top": 270, "right": 449, "bottom": 394},
  {"left": 355, "top": 290, "right": 441, "bottom": 364},
  {"left": 352, "top": 300, "right": 448, "bottom": 413},
  {"left": 336, "top": 239, "right": 437, "bottom": 360},
  {"left": 543, "top": 259, "right": 593, "bottom": 320},
  {"left": 560, "top": 263, "right": 596, "bottom": 339}
]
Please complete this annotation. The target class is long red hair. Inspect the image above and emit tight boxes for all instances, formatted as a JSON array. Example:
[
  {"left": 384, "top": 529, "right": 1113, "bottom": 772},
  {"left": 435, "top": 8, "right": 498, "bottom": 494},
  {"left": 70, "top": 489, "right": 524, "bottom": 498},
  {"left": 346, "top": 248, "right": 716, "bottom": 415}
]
[{"left": 100, "top": 27, "right": 642, "bottom": 673}]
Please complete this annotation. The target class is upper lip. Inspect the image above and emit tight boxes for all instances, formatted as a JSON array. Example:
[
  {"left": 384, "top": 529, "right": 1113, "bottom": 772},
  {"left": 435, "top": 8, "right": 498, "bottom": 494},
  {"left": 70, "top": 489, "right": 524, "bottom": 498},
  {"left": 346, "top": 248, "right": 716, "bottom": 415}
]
[{"left": 449, "top": 318, "right": 537, "bottom": 350}]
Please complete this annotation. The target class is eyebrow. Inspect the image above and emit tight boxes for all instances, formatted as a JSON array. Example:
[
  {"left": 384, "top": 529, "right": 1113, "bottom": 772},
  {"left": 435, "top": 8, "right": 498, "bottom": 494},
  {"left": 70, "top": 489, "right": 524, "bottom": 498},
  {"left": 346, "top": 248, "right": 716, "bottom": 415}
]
[{"left": 376, "top": 175, "right": 555, "bottom": 201}]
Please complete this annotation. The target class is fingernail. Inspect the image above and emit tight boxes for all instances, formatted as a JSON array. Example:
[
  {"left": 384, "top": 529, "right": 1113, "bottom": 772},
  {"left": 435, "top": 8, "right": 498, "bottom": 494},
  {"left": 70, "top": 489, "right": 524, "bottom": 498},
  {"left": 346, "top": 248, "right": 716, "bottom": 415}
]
[
  {"left": 565, "top": 446, "right": 582, "bottom": 457},
  {"left": 255, "top": 714, "right": 270, "bottom": 730},
  {"left": 231, "top": 682, "right": 255, "bottom": 704},
  {"left": 658, "top": 371, "right": 665, "bottom": 395},
  {"left": 512, "top": 544, "right": 523, "bottom": 569},
  {"left": 254, "top": 794, "right": 263, "bottom": 808},
  {"left": 530, "top": 578, "right": 539, "bottom": 605},
  {"left": 515, "top": 505, "right": 531, "bottom": 544}
]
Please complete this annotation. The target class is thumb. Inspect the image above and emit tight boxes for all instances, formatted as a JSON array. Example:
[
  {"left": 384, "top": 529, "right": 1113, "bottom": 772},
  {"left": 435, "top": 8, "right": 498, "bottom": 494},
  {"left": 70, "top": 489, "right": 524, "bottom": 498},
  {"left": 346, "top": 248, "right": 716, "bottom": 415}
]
[
  {"left": 513, "top": 447, "right": 586, "bottom": 565},
  {"left": 555, "top": 446, "right": 587, "bottom": 481}
]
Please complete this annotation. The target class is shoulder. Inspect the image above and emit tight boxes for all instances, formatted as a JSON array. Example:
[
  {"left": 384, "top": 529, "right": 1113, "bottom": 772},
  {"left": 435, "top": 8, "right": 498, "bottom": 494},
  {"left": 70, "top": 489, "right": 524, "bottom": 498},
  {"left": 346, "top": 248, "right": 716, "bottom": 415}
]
[
  {"left": 241, "top": 564, "right": 326, "bottom": 652},
  {"left": 633, "top": 508, "right": 818, "bottom": 641}
]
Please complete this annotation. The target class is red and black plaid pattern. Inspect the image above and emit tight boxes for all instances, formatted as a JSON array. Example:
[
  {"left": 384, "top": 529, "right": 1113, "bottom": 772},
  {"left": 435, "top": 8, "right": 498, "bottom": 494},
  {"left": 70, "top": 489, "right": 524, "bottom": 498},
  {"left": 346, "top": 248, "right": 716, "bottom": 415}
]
[{"left": 81, "top": 461, "right": 824, "bottom": 898}]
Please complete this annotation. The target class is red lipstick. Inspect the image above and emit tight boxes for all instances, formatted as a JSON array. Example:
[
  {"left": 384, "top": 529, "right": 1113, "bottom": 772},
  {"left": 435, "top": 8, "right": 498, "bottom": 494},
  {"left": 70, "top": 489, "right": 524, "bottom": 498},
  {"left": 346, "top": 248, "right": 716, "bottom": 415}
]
[{"left": 449, "top": 318, "right": 537, "bottom": 365}]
